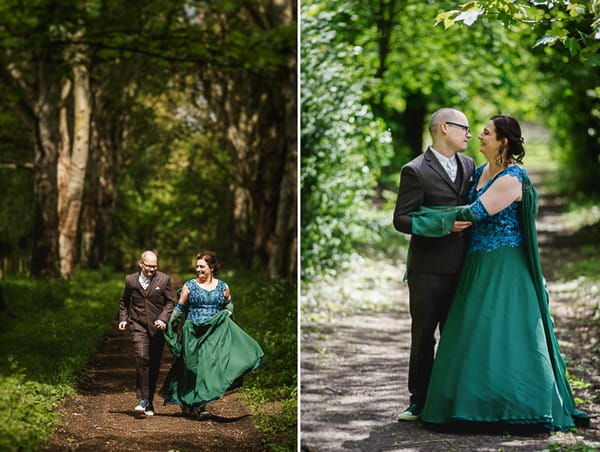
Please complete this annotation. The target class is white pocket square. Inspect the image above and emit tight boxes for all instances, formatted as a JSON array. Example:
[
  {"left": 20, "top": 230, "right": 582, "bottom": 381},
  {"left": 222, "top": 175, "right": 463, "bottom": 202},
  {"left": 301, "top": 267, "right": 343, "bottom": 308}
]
[{"left": 156, "top": 286, "right": 160, "bottom": 290}]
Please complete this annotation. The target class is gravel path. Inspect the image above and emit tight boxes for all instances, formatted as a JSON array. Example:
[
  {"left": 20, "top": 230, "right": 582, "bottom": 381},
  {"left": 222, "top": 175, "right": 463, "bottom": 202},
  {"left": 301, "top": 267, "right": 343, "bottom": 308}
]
[{"left": 301, "top": 168, "right": 600, "bottom": 451}]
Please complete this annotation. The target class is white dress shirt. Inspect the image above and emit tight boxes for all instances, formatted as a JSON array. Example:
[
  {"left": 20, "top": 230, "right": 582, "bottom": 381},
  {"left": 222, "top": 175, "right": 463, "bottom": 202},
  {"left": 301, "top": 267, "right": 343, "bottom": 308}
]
[
  {"left": 431, "top": 147, "right": 457, "bottom": 182},
  {"left": 139, "top": 273, "right": 151, "bottom": 290}
]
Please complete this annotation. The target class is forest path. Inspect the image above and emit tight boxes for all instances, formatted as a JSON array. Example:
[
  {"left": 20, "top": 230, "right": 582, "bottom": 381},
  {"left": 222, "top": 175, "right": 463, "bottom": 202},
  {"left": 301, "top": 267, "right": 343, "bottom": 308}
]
[
  {"left": 300, "top": 167, "right": 600, "bottom": 451},
  {"left": 43, "top": 275, "right": 264, "bottom": 452}
]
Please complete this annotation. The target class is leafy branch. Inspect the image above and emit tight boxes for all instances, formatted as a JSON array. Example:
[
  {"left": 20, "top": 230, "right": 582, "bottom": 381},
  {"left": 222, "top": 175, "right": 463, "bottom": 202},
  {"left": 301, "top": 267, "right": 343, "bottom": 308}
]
[{"left": 435, "top": 1, "right": 600, "bottom": 61}]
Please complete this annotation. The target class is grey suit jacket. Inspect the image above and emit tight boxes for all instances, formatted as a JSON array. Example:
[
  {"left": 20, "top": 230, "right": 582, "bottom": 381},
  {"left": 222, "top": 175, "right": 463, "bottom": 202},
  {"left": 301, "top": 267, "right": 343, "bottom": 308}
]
[
  {"left": 119, "top": 271, "right": 175, "bottom": 335},
  {"left": 393, "top": 147, "right": 475, "bottom": 274}
]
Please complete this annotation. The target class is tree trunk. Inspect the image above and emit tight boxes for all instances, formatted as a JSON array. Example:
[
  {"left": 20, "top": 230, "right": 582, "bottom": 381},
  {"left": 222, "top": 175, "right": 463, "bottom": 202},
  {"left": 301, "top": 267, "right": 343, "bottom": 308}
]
[
  {"left": 30, "top": 67, "right": 61, "bottom": 278},
  {"left": 404, "top": 92, "right": 427, "bottom": 159},
  {"left": 200, "top": 0, "right": 297, "bottom": 278},
  {"left": 58, "top": 50, "right": 92, "bottom": 278}
]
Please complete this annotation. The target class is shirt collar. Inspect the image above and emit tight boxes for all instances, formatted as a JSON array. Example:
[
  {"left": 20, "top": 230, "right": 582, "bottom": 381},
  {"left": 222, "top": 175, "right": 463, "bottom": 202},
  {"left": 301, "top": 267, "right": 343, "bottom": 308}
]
[{"left": 430, "top": 147, "right": 456, "bottom": 166}]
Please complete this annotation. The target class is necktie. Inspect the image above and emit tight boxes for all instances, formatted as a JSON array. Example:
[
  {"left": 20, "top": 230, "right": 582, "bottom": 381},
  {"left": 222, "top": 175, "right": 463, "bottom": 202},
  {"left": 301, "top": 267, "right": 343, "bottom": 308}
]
[{"left": 445, "top": 159, "right": 457, "bottom": 182}]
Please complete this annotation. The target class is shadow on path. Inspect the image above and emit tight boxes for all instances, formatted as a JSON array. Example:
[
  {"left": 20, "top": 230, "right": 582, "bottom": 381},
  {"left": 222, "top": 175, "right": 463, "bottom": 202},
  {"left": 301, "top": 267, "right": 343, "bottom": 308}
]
[
  {"left": 43, "top": 322, "right": 263, "bottom": 451},
  {"left": 301, "top": 166, "right": 600, "bottom": 451}
]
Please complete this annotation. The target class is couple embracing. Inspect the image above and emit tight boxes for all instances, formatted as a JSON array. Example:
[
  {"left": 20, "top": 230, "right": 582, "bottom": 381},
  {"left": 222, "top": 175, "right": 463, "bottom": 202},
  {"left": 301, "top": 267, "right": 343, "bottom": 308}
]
[{"left": 393, "top": 108, "right": 588, "bottom": 430}]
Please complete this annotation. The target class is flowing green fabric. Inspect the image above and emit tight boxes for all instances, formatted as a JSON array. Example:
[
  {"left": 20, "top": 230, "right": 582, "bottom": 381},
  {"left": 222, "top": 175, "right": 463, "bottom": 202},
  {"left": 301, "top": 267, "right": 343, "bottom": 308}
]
[
  {"left": 520, "top": 175, "right": 589, "bottom": 427},
  {"left": 408, "top": 206, "right": 461, "bottom": 237},
  {"left": 411, "top": 181, "right": 589, "bottom": 430},
  {"left": 159, "top": 310, "right": 264, "bottom": 407}
]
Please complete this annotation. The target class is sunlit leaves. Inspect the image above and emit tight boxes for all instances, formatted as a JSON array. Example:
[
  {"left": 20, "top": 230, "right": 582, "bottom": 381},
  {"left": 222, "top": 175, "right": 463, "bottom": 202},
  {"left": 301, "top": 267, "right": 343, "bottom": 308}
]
[
  {"left": 301, "top": 3, "right": 392, "bottom": 278},
  {"left": 455, "top": 7, "right": 485, "bottom": 26},
  {"left": 437, "top": 0, "right": 600, "bottom": 59}
]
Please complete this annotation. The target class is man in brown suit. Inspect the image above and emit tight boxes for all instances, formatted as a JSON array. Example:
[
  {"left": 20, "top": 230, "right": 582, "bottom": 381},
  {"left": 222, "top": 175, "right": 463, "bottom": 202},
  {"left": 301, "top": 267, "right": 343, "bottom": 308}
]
[
  {"left": 393, "top": 108, "right": 475, "bottom": 421},
  {"left": 118, "top": 250, "right": 175, "bottom": 416}
]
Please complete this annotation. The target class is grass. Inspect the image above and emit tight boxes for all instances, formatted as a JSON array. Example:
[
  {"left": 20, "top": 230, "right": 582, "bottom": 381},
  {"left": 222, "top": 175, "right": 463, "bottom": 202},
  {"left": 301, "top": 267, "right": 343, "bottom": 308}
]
[
  {"left": 0, "top": 266, "right": 297, "bottom": 451},
  {"left": 216, "top": 268, "right": 297, "bottom": 450},
  {"left": 0, "top": 267, "right": 122, "bottom": 451}
]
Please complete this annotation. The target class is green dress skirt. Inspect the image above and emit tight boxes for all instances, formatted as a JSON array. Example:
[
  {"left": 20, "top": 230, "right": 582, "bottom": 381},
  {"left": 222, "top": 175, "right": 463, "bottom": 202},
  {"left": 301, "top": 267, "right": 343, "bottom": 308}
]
[
  {"left": 159, "top": 310, "right": 263, "bottom": 408},
  {"left": 420, "top": 245, "right": 586, "bottom": 430}
]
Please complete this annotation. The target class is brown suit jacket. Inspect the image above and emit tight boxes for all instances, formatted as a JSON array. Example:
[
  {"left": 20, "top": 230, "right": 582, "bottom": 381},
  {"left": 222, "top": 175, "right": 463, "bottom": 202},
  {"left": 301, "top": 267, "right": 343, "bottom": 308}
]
[
  {"left": 393, "top": 147, "right": 475, "bottom": 274},
  {"left": 119, "top": 271, "right": 175, "bottom": 336}
]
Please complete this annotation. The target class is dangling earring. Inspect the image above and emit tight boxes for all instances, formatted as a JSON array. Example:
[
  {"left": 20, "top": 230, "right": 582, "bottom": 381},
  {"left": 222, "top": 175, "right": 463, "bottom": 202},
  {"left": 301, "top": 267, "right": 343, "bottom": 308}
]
[{"left": 496, "top": 145, "right": 505, "bottom": 167}]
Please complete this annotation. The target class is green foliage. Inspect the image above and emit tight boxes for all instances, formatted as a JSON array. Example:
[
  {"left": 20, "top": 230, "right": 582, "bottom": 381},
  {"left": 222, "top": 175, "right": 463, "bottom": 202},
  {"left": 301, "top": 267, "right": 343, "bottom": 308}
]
[
  {"left": 300, "top": 0, "right": 543, "bottom": 279},
  {"left": 0, "top": 376, "right": 72, "bottom": 452},
  {"left": 0, "top": 270, "right": 122, "bottom": 450},
  {"left": 438, "top": 0, "right": 600, "bottom": 62},
  {"left": 301, "top": 3, "right": 393, "bottom": 279},
  {"left": 112, "top": 100, "right": 233, "bottom": 269},
  {"left": 434, "top": 1, "right": 600, "bottom": 196},
  {"left": 548, "top": 443, "right": 599, "bottom": 452},
  {"left": 217, "top": 269, "right": 297, "bottom": 448}
]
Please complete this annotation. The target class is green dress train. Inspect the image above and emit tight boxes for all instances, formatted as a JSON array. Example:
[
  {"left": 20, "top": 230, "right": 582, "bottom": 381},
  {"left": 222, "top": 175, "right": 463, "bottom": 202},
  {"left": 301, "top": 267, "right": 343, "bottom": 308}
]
[
  {"left": 414, "top": 165, "right": 588, "bottom": 430},
  {"left": 159, "top": 279, "right": 263, "bottom": 410}
]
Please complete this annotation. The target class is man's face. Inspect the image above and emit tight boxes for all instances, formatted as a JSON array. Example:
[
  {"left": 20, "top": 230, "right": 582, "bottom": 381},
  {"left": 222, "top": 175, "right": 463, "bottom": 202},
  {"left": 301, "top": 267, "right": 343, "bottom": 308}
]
[
  {"left": 445, "top": 115, "right": 471, "bottom": 152},
  {"left": 139, "top": 255, "right": 158, "bottom": 278}
]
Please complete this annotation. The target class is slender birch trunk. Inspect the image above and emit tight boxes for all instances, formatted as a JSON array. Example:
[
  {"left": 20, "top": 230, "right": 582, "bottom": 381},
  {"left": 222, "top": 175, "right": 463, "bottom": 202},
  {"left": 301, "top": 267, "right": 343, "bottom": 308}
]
[{"left": 58, "top": 43, "right": 92, "bottom": 277}]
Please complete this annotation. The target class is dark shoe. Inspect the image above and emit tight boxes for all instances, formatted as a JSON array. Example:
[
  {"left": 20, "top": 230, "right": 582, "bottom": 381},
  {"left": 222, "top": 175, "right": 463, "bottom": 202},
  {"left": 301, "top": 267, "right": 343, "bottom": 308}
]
[
  {"left": 397, "top": 404, "right": 421, "bottom": 421},
  {"left": 134, "top": 399, "right": 149, "bottom": 412}
]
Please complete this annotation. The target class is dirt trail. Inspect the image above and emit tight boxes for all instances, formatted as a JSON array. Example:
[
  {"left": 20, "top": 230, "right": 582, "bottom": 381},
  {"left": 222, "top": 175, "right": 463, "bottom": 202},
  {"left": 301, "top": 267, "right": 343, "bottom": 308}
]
[
  {"left": 301, "top": 168, "right": 600, "bottom": 451},
  {"left": 43, "top": 277, "right": 264, "bottom": 451}
]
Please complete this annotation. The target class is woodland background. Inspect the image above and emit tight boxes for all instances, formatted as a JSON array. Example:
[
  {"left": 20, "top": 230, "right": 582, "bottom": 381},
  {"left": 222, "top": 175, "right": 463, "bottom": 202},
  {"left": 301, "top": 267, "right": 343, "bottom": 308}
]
[
  {"left": 0, "top": 1, "right": 297, "bottom": 450},
  {"left": 301, "top": 0, "right": 600, "bottom": 279},
  {"left": 0, "top": 0, "right": 296, "bottom": 280}
]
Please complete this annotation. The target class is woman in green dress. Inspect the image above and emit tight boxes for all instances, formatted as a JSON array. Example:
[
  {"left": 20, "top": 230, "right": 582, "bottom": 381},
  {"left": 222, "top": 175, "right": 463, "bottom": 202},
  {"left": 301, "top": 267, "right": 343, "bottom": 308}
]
[
  {"left": 159, "top": 252, "right": 263, "bottom": 418},
  {"left": 419, "top": 115, "right": 588, "bottom": 430}
]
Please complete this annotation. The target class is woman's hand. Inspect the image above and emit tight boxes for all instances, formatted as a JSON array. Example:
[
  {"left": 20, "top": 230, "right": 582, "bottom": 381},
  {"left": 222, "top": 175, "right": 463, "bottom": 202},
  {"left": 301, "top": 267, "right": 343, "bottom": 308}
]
[{"left": 451, "top": 220, "right": 472, "bottom": 232}]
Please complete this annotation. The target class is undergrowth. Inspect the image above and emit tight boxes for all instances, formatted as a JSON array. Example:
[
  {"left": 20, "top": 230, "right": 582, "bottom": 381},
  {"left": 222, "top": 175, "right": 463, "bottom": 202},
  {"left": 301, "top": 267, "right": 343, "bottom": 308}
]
[
  {"left": 211, "top": 268, "right": 298, "bottom": 450},
  {"left": 0, "top": 267, "right": 121, "bottom": 451}
]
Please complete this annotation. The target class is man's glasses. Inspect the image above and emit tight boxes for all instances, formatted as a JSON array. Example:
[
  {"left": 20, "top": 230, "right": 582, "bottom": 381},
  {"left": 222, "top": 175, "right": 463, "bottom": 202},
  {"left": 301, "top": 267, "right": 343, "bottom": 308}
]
[
  {"left": 446, "top": 121, "right": 470, "bottom": 135},
  {"left": 141, "top": 261, "right": 158, "bottom": 270}
]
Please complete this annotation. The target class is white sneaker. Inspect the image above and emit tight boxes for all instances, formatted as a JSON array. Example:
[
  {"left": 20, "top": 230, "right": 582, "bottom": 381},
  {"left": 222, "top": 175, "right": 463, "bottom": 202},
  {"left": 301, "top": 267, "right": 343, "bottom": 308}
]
[
  {"left": 397, "top": 404, "right": 421, "bottom": 421},
  {"left": 144, "top": 403, "right": 155, "bottom": 416},
  {"left": 134, "top": 399, "right": 149, "bottom": 412}
]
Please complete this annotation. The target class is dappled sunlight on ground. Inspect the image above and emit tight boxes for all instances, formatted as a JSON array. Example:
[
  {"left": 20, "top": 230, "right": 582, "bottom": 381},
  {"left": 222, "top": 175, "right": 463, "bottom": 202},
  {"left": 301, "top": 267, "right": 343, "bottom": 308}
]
[{"left": 301, "top": 167, "right": 600, "bottom": 451}]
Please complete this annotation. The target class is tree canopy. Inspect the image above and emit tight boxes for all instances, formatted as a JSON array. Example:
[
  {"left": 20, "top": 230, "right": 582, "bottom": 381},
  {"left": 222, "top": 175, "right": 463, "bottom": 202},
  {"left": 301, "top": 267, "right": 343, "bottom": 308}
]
[
  {"left": 301, "top": 0, "right": 599, "bottom": 277},
  {"left": 0, "top": 0, "right": 296, "bottom": 280}
]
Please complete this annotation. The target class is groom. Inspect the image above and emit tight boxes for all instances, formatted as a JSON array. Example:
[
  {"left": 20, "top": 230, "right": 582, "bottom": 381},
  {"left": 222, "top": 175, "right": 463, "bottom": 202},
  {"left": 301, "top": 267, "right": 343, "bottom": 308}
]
[
  {"left": 393, "top": 108, "right": 475, "bottom": 420},
  {"left": 118, "top": 250, "right": 175, "bottom": 416}
]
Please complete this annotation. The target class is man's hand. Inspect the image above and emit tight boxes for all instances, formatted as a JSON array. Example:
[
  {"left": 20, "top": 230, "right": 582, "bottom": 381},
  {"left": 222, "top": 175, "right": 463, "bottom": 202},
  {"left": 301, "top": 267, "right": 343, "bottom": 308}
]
[
  {"left": 154, "top": 319, "right": 167, "bottom": 330},
  {"left": 451, "top": 220, "right": 472, "bottom": 232},
  {"left": 118, "top": 321, "right": 127, "bottom": 331}
]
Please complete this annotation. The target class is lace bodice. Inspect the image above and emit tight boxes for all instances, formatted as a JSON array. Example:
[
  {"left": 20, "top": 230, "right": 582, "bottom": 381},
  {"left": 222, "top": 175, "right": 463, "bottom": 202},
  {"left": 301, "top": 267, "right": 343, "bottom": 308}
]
[
  {"left": 184, "top": 279, "right": 227, "bottom": 323},
  {"left": 468, "top": 165, "right": 526, "bottom": 253}
]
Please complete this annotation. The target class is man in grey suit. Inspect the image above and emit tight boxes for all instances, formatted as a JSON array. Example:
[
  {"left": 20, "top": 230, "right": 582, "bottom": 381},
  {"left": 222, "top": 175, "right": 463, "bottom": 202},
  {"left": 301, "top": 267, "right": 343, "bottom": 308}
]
[
  {"left": 393, "top": 108, "right": 475, "bottom": 420},
  {"left": 118, "top": 250, "right": 175, "bottom": 416}
]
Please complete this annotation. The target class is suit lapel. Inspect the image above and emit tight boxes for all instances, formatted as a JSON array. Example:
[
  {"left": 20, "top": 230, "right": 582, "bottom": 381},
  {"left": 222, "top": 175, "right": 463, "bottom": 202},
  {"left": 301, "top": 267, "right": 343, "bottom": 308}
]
[
  {"left": 456, "top": 154, "right": 472, "bottom": 196},
  {"left": 425, "top": 147, "right": 458, "bottom": 193},
  {"left": 145, "top": 273, "right": 161, "bottom": 296}
]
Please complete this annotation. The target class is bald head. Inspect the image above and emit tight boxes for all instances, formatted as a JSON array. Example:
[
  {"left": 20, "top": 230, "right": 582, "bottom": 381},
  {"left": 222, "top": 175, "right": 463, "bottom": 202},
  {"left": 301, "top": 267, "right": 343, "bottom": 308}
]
[
  {"left": 428, "top": 108, "right": 468, "bottom": 137},
  {"left": 141, "top": 250, "right": 157, "bottom": 261},
  {"left": 139, "top": 250, "right": 158, "bottom": 277}
]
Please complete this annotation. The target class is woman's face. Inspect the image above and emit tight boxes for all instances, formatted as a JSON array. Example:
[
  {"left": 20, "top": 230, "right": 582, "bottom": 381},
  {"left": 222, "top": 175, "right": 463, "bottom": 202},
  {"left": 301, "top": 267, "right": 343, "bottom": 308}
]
[
  {"left": 196, "top": 259, "right": 212, "bottom": 279},
  {"left": 478, "top": 120, "right": 503, "bottom": 163}
]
